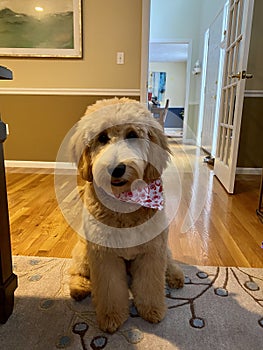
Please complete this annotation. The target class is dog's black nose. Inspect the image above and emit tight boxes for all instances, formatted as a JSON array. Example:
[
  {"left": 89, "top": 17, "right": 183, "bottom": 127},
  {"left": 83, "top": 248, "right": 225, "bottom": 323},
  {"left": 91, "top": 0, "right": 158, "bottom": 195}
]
[{"left": 108, "top": 163, "right": 126, "bottom": 178}]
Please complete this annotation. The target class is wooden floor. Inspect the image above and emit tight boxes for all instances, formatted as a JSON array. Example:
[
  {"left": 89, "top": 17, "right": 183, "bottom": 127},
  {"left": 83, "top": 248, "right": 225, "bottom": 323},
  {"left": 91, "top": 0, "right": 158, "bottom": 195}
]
[{"left": 5, "top": 141, "right": 263, "bottom": 267}]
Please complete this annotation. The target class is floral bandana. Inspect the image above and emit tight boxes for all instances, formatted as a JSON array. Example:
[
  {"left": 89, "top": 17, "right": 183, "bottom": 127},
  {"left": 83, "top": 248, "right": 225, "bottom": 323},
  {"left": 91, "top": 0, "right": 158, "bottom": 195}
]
[{"left": 114, "top": 178, "right": 164, "bottom": 210}]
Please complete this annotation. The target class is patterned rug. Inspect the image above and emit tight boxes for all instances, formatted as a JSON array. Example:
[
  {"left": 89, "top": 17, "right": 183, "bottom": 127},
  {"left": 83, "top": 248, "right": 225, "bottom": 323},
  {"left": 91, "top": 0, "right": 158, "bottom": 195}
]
[{"left": 0, "top": 256, "right": 262, "bottom": 350}]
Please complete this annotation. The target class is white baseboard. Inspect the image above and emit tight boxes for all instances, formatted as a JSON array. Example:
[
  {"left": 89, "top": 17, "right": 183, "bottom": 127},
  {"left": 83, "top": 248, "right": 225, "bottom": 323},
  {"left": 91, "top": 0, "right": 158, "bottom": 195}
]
[
  {"left": 6, "top": 161, "right": 261, "bottom": 176},
  {"left": 244, "top": 90, "right": 263, "bottom": 98},
  {"left": 164, "top": 127, "right": 183, "bottom": 132},
  {"left": 236, "top": 167, "right": 262, "bottom": 175},
  {"left": 5, "top": 160, "right": 76, "bottom": 170}
]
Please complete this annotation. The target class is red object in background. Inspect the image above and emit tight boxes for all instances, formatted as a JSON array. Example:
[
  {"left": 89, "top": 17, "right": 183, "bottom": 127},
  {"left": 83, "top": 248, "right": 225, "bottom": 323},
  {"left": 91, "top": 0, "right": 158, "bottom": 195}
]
[{"left": 148, "top": 92, "right": 152, "bottom": 101}]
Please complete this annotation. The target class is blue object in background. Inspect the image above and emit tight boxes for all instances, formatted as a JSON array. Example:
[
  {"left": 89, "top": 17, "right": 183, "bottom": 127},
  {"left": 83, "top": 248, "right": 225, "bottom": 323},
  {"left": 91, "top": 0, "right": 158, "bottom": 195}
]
[{"left": 165, "top": 107, "right": 184, "bottom": 128}]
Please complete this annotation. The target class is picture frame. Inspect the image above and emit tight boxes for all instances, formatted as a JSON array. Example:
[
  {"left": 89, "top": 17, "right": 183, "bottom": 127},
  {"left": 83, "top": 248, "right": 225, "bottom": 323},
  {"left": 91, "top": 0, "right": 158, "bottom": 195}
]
[{"left": 0, "top": 0, "right": 82, "bottom": 58}]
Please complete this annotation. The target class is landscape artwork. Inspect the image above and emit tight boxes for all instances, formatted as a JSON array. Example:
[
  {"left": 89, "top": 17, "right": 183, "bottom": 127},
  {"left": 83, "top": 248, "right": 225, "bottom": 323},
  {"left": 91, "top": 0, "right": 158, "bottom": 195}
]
[{"left": 0, "top": 0, "right": 82, "bottom": 57}]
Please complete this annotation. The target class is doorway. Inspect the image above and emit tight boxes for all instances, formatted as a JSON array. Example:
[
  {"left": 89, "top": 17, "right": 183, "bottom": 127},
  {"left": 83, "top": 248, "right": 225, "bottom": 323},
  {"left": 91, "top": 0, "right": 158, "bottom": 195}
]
[{"left": 148, "top": 41, "right": 191, "bottom": 139}]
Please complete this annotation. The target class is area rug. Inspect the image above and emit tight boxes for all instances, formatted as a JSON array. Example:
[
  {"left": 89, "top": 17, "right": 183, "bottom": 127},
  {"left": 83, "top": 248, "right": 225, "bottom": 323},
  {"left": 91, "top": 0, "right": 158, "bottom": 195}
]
[{"left": 0, "top": 256, "right": 262, "bottom": 350}]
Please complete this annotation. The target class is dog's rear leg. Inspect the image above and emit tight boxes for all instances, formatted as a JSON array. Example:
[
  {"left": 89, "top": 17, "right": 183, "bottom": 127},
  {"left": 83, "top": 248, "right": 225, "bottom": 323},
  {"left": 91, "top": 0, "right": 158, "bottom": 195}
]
[
  {"left": 69, "top": 239, "right": 92, "bottom": 301},
  {"left": 166, "top": 249, "right": 184, "bottom": 289}
]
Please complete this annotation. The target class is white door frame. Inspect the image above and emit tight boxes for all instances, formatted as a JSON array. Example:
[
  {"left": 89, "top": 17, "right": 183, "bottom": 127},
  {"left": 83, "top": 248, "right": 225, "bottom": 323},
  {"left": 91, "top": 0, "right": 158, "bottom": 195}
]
[
  {"left": 140, "top": 0, "right": 151, "bottom": 107},
  {"left": 183, "top": 41, "right": 192, "bottom": 142},
  {"left": 140, "top": 0, "right": 192, "bottom": 141},
  {"left": 197, "top": 29, "right": 210, "bottom": 147}
]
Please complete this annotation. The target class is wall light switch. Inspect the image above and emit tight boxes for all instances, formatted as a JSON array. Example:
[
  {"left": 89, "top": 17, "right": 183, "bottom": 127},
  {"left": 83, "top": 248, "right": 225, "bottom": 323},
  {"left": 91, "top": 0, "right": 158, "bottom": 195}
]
[{"left": 117, "top": 52, "right": 125, "bottom": 64}]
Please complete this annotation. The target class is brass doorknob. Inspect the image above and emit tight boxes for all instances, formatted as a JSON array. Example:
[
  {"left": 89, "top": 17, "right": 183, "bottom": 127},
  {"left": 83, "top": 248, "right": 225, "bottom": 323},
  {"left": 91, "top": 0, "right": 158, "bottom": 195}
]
[
  {"left": 244, "top": 72, "right": 253, "bottom": 79},
  {"left": 229, "top": 71, "right": 253, "bottom": 80},
  {"left": 229, "top": 72, "right": 242, "bottom": 79}
]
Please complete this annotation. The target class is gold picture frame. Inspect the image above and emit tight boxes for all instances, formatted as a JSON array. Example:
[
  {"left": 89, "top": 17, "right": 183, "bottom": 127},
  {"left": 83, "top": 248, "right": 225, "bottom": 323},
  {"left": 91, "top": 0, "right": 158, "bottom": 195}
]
[{"left": 0, "top": 0, "right": 82, "bottom": 58}]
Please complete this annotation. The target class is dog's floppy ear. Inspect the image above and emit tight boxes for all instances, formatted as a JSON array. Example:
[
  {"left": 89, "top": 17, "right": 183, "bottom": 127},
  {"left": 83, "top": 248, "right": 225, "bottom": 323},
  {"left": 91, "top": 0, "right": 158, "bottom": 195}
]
[
  {"left": 148, "top": 125, "right": 171, "bottom": 155},
  {"left": 144, "top": 125, "right": 172, "bottom": 181},
  {"left": 70, "top": 130, "right": 93, "bottom": 182},
  {"left": 77, "top": 148, "right": 93, "bottom": 182}
]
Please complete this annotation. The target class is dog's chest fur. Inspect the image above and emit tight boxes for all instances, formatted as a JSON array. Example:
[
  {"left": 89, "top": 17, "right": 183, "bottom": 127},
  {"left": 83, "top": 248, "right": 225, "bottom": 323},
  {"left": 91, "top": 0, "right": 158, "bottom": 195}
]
[{"left": 85, "top": 183, "right": 158, "bottom": 228}]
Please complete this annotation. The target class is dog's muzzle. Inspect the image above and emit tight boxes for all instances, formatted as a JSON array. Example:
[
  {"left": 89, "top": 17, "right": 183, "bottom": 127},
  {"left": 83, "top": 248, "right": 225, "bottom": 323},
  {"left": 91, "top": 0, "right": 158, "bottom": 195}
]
[{"left": 108, "top": 163, "right": 129, "bottom": 187}]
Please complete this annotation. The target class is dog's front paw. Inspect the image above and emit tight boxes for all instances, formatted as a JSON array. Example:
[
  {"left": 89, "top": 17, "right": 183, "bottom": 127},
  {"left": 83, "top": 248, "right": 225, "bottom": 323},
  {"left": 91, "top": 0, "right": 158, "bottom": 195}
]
[
  {"left": 69, "top": 275, "right": 92, "bottom": 301},
  {"left": 136, "top": 303, "right": 166, "bottom": 324},
  {"left": 166, "top": 266, "right": 185, "bottom": 289},
  {"left": 97, "top": 312, "right": 128, "bottom": 333}
]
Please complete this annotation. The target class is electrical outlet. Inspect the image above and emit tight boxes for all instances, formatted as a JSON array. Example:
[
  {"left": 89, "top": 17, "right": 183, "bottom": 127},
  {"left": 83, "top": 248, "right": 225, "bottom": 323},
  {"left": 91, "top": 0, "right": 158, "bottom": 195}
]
[{"left": 116, "top": 52, "right": 125, "bottom": 64}]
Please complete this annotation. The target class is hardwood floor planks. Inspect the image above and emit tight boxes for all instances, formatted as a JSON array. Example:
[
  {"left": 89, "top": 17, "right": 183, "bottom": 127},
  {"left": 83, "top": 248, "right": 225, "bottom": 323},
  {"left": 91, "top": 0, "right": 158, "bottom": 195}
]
[{"left": 5, "top": 142, "right": 263, "bottom": 267}]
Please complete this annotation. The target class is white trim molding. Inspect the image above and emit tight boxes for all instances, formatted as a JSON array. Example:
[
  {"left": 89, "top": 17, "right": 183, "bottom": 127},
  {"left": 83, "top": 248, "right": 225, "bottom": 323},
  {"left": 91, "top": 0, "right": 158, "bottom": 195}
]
[
  {"left": 236, "top": 167, "right": 262, "bottom": 175},
  {"left": 6, "top": 161, "right": 261, "bottom": 176},
  {"left": 244, "top": 90, "right": 263, "bottom": 98},
  {"left": 0, "top": 88, "right": 140, "bottom": 96},
  {"left": 5, "top": 160, "right": 76, "bottom": 169}
]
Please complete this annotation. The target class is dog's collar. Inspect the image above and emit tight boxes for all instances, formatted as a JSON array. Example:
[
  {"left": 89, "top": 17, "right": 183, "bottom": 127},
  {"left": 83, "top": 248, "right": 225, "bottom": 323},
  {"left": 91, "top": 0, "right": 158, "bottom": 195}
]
[{"left": 114, "top": 178, "right": 164, "bottom": 210}]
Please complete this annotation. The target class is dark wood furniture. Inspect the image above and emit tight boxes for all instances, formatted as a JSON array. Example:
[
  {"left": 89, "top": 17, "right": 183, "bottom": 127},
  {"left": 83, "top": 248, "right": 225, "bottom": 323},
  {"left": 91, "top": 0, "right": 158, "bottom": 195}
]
[
  {"left": 0, "top": 66, "right": 17, "bottom": 324},
  {"left": 256, "top": 167, "right": 263, "bottom": 223}
]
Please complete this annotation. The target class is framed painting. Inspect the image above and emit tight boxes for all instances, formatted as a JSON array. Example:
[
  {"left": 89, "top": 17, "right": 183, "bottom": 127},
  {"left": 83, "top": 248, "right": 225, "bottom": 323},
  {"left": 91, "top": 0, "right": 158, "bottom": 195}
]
[{"left": 0, "top": 0, "right": 82, "bottom": 58}]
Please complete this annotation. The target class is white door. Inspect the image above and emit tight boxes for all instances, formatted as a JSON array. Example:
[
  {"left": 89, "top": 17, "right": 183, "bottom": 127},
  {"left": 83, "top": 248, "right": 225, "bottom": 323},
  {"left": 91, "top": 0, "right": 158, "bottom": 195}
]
[
  {"left": 201, "top": 9, "right": 224, "bottom": 155},
  {"left": 214, "top": 0, "right": 254, "bottom": 193}
]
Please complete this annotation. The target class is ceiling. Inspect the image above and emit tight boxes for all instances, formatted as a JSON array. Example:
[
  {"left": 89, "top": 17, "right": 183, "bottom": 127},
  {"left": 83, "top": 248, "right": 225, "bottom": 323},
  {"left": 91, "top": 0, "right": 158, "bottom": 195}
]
[{"left": 149, "top": 43, "right": 188, "bottom": 62}]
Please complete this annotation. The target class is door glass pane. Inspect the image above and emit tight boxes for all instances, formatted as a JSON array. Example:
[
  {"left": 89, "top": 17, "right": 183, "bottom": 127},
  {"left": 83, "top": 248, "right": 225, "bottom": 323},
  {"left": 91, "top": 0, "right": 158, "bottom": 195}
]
[{"left": 230, "top": 86, "right": 237, "bottom": 126}]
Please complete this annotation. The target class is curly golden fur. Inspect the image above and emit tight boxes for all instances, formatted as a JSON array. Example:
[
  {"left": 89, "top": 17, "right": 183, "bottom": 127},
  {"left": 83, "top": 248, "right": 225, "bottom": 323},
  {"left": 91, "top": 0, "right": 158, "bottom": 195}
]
[{"left": 69, "top": 98, "right": 184, "bottom": 333}]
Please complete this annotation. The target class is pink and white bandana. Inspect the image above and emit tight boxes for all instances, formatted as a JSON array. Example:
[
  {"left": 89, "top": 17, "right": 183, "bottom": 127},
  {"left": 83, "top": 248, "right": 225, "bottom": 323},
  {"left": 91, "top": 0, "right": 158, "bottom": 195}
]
[{"left": 114, "top": 178, "right": 164, "bottom": 210}]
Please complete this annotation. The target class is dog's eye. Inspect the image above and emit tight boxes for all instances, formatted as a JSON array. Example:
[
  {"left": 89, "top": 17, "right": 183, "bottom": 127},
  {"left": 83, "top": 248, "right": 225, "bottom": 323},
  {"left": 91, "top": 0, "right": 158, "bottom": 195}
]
[
  {"left": 125, "top": 130, "right": 139, "bottom": 139},
  {"left": 98, "top": 132, "right": 110, "bottom": 144}
]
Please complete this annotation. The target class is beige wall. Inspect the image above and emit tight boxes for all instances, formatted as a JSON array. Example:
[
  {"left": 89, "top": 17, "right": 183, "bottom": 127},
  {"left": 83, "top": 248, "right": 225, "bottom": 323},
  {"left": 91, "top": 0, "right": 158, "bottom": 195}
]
[
  {"left": 149, "top": 61, "right": 186, "bottom": 107},
  {"left": 0, "top": 0, "right": 142, "bottom": 89},
  {"left": 0, "top": 0, "right": 142, "bottom": 162},
  {"left": 0, "top": 95, "right": 139, "bottom": 162},
  {"left": 187, "top": 104, "right": 199, "bottom": 139}
]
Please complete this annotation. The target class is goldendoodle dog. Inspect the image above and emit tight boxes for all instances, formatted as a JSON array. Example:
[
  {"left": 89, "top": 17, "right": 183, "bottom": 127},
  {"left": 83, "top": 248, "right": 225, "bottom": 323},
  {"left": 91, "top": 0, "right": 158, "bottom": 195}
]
[{"left": 69, "top": 97, "right": 184, "bottom": 333}]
